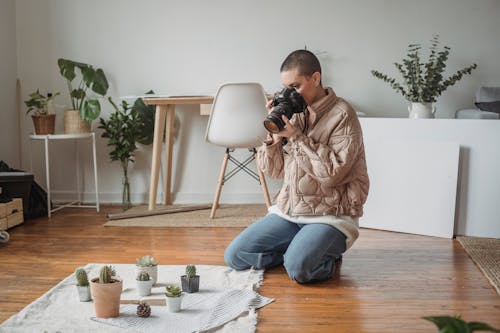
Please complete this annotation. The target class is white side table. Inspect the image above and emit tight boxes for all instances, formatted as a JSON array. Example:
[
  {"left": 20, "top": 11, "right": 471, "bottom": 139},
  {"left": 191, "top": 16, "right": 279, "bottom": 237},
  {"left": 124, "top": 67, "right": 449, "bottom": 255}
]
[{"left": 29, "top": 133, "right": 100, "bottom": 217}]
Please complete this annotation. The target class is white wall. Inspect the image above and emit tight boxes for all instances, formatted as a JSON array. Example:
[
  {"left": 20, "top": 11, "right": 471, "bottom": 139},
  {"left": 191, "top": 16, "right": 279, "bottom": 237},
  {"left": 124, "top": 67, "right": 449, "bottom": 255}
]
[
  {"left": 12, "top": 1, "right": 500, "bottom": 222},
  {"left": 0, "top": 0, "right": 19, "bottom": 168}
]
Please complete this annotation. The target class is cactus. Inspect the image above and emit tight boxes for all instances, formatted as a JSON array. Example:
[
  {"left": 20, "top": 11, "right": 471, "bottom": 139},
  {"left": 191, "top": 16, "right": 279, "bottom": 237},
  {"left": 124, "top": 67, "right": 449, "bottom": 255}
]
[
  {"left": 99, "top": 265, "right": 116, "bottom": 284},
  {"left": 165, "top": 285, "right": 182, "bottom": 297},
  {"left": 75, "top": 267, "right": 89, "bottom": 286},
  {"left": 136, "top": 271, "right": 150, "bottom": 281},
  {"left": 136, "top": 255, "right": 157, "bottom": 267},
  {"left": 185, "top": 265, "right": 197, "bottom": 279}
]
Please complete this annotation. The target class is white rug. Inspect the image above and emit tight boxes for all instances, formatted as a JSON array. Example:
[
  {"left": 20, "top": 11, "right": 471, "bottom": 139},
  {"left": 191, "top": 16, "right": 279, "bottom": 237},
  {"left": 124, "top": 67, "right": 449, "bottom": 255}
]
[{"left": 0, "top": 264, "right": 273, "bottom": 333}]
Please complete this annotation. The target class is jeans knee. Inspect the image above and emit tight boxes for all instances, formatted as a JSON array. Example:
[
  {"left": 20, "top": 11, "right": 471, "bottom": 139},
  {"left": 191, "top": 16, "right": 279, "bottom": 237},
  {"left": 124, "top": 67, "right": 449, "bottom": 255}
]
[{"left": 283, "top": 256, "right": 310, "bottom": 284}]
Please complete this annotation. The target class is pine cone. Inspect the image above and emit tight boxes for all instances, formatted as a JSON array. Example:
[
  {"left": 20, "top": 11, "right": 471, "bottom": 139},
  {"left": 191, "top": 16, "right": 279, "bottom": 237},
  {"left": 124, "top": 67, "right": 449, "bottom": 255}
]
[{"left": 136, "top": 302, "right": 151, "bottom": 317}]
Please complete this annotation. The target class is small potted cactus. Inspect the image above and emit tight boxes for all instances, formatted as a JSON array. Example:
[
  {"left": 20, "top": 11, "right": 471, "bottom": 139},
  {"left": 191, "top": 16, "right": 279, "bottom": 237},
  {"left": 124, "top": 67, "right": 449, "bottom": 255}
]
[
  {"left": 136, "top": 255, "right": 158, "bottom": 285},
  {"left": 89, "top": 265, "right": 123, "bottom": 318},
  {"left": 136, "top": 271, "right": 153, "bottom": 297},
  {"left": 181, "top": 264, "right": 200, "bottom": 293},
  {"left": 75, "top": 267, "right": 91, "bottom": 302},
  {"left": 165, "top": 285, "right": 182, "bottom": 312}
]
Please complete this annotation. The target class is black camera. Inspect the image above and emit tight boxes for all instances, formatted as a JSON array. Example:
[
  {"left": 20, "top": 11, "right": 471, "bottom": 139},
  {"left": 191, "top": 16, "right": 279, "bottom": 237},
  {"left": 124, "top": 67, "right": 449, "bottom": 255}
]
[{"left": 263, "top": 88, "right": 307, "bottom": 134}]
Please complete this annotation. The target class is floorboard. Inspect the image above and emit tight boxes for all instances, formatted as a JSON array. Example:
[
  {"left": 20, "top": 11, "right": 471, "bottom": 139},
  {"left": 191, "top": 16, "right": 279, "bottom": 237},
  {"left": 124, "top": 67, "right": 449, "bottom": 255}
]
[{"left": 0, "top": 206, "right": 499, "bottom": 332}]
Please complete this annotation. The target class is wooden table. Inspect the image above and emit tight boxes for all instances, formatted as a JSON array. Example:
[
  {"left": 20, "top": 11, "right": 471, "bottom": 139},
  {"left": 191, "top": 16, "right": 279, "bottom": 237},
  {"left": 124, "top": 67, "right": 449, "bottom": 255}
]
[{"left": 143, "top": 96, "right": 214, "bottom": 210}]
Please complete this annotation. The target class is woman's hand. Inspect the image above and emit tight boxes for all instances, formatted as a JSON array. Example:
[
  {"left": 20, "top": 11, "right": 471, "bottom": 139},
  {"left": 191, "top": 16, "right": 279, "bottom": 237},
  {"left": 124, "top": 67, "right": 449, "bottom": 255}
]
[{"left": 277, "top": 115, "right": 300, "bottom": 139}]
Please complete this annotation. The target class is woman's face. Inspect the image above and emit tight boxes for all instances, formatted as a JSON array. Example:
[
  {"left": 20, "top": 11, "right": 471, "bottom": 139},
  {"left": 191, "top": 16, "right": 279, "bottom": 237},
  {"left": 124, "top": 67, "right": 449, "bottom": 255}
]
[{"left": 280, "top": 68, "right": 322, "bottom": 106}]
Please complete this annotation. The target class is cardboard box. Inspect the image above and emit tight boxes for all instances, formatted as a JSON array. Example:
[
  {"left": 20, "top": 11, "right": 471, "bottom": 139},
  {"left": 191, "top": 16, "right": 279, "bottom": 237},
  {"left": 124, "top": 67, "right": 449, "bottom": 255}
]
[{"left": 0, "top": 199, "right": 24, "bottom": 229}]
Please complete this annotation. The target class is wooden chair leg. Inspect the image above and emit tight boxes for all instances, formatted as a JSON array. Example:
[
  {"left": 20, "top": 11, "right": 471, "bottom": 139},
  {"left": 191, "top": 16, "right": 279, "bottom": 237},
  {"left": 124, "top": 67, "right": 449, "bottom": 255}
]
[
  {"left": 255, "top": 152, "right": 271, "bottom": 208},
  {"left": 210, "top": 152, "right": 230, "bottom": 219}
]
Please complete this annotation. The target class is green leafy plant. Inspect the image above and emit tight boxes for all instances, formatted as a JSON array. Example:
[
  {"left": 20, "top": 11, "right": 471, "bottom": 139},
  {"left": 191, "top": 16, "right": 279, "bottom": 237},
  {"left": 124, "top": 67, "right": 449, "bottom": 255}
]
[
  {"left": 24, "top": 90, "right": 60, "bottom": 115},
  {"left": 98, "top": 98, "right": 142, "bottom": 210},
  {"left": 371, "top": 35, "right": 477, "bottom": 103},
  {"left": 98, "top": 265, "right": 116, "bottom": 284},
  {"left": 136, "top": 271, "right": 150, "bottom": 281},
  {"left": 165, "top": 285, "right": 182, "bottom": 297},
  {"left": 132, "top": 90, "right": 156, "bottom": 145},
  {"left": 136, "top": 255, "right": 157, "bottom": 267},
  {"left": 57, "top": 58, "right": 109, "bottom": 122},
  {"left": 75, "top": 267, "right": 89, "bottom": 287},
  {"left": 424, "top": 314, "right": 500, "bottom": 333}
]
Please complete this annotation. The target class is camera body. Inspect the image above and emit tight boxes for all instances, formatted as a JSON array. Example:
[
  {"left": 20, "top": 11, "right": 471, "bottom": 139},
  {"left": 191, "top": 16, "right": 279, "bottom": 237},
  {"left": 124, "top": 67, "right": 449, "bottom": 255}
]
[{"left": 263, "top": 88, "right": 307, "bottom": 134}]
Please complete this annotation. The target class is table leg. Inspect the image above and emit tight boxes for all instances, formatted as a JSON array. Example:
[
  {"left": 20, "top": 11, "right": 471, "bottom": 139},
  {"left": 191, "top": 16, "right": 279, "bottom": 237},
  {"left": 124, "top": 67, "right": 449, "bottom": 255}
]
[
  {"left": 148, "top": 105, "right": 167, "bottom": 210},
  {"left": 44, "top": 137, "right": 51, "bottom": 218},
  {"left": 91, "top": 133, "right": 100, "bottom": 212},
  {"left": 164, "top": 104, "right": 176, "bottom": 205}
]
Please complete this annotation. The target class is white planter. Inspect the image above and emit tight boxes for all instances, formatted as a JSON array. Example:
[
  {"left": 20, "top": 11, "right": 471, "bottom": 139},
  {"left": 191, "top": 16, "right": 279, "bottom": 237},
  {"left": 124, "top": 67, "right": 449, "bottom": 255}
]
[
  {"left": 135, "top": 265, "right": 158, "bottom": 285},
  {"left": 136, "top": 279, "right": 153, "bottom": 296},
  {"left": 408, "top": 102, "right": 436, "bottom": 119},
  {"left": 166, "top": 296, "right": 182, "bottom": 312},
  {"left": 76, "top": 285, "right": 92, "bottom": 302}
]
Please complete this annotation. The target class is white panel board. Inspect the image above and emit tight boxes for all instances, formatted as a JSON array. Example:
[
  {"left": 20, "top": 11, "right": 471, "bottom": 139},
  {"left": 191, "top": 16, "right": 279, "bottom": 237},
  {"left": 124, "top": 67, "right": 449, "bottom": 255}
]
[{"left": 360, "top": 141, "right": 460, "bottom": 238}]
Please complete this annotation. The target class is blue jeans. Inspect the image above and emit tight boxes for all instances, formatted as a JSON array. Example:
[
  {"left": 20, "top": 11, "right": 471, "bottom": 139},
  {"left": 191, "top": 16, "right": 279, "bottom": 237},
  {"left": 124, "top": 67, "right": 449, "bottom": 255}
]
[{"left": 224, "top": 213, "right": 346, "bottom": 283}]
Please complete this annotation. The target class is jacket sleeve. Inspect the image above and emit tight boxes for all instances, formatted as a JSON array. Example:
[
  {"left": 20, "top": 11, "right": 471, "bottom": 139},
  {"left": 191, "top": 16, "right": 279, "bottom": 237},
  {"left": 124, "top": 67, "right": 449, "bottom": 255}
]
[
  {"left": 256, "top": 138, "right": 285, "bottom": 179},
  {"left": 288, "top": 121, "right": 362, "bottom": 186}
]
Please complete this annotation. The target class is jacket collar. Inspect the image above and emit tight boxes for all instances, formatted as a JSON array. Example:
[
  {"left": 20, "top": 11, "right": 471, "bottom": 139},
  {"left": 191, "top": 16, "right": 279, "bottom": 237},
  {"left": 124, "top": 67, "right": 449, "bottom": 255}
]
[{"left": 307, "top": 87, "right": 338, "bottom": 117}]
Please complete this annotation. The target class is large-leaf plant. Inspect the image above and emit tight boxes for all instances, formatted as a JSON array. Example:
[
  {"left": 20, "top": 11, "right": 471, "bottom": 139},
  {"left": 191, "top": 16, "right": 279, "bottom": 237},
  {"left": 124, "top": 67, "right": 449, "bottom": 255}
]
[
  {"left": 371, "top": 35, "right": 477, "bottom": 103},
  {"left": 57, "top": 58, "right": 109, "bottom": 122}
]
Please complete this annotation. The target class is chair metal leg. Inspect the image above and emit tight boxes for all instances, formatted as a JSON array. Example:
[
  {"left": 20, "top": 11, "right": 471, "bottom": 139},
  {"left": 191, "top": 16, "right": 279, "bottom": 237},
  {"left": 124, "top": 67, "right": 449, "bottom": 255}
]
[
  {"left": 210, "top": 151, "right": 230, "bottom": 219},
  {"left": 254, "top": 152, "right": 271, "bottom": 208}
]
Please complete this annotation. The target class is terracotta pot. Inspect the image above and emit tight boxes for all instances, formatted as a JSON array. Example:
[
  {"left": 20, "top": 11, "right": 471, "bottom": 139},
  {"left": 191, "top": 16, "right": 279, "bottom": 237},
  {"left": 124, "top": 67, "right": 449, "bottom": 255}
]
[{"left": 90, "top": 277, "right": 123, "bottom": 318}]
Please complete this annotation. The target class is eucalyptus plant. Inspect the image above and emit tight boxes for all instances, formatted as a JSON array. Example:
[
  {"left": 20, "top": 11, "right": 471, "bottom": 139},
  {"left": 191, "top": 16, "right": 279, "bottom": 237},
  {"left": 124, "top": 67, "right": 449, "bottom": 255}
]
[
  {"left": 98, "top": 98, "right": 142, "bottom": 210},
  {"left": 57, "top": 58, "right": 109, "bottom": 122},
  {"left": 371, "top": 35, "right": 477, "bottom": 103}
]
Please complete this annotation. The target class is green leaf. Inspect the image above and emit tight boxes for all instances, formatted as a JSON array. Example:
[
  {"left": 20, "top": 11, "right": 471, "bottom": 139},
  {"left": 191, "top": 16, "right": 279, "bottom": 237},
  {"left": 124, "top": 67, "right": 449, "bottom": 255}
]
[{"left": 80, "top": 99, "right": 101, "bottom": 122}]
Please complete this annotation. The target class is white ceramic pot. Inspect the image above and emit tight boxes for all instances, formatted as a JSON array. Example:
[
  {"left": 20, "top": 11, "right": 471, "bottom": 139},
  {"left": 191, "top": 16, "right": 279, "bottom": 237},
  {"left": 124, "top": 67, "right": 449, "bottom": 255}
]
[
  {"left": 136, "top": 279, "right": 153, "bottom": 296},
  {"left": 76, "top": 285, "right": 92, "bottom": 302},
  {"left": 135, "top": 265, "right": 158, "bottom": 285},
  {"left": 166, "top": 296, "right": 182, "bottom": 312},
  {"left": 408, "top": 102, "right": 436, "bottom": 119}
]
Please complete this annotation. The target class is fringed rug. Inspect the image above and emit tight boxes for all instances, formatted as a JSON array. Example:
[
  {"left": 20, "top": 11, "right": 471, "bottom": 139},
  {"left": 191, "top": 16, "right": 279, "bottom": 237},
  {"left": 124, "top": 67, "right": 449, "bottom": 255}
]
[
  {"left": 0, "top": 264, "right": 273, "bottom": 333},
  {"left": 104, "top": 204, "right": 268, "bottom": 228},
  {"left": 457, "top": 236, "right": 500, "bottom": 295}
]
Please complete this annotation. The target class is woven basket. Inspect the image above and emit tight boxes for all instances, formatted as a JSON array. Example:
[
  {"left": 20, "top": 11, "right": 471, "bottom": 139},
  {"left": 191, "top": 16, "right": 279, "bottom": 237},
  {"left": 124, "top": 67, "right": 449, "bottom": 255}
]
[
  {"left": 31, "top": 114, "right": 56, "bottom": 135},
  {"left": 64, "top": 110, "right": 91, "bottom": 134}
]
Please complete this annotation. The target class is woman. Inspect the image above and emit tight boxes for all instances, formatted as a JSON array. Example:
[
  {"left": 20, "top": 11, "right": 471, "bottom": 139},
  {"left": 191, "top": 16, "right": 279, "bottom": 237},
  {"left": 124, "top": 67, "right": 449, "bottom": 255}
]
[{"left": 224, "top": 49, "right": 369, "bottom": 283}]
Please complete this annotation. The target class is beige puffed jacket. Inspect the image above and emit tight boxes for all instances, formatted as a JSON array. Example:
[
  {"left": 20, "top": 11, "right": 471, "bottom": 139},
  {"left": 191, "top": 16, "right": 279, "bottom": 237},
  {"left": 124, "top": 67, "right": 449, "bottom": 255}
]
[{"left": 257, "top": 87, "right": 369, "bottom": 218}]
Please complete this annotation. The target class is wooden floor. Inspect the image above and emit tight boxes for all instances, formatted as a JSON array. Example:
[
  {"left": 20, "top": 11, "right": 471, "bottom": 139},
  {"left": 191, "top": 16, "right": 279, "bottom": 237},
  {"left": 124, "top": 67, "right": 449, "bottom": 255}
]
[{"left": 0, "top": 206, "right": 499, "bottom": 332}]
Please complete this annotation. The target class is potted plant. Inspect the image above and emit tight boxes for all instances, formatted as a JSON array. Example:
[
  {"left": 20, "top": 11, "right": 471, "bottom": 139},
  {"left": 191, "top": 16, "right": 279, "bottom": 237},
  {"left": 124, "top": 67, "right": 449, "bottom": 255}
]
[
  {"left": 75, "top": 267, "right": 92, "bottom": 302},
  {"left": 371, "top": 35, "right": 477, "bottom": 118},
  {"left": 24, "top": 90, "right": 59, "bottom": 135},
  {"left": 98, "top": 98, "right": 142, "bottom": 210},
  {"left": 57, "top": 58, "right": 109, "bottom": 133},
  {"left": 423, "top": 314, "right": 500, "bottom": 332},
  {"left": 89, "top": 265, "right": 123, "bottom": 318},
  {"left": 135, "top": 255, "right": 158, "bottom": 285},
  {"left": 136, "top": 271, "right": 153, "bottom": 297},
  {"left": 181, "top": 264, "right": 200, "bottom": 293},
  {"left": 165, "top": 285, "right": 182, "bottom": 312}
]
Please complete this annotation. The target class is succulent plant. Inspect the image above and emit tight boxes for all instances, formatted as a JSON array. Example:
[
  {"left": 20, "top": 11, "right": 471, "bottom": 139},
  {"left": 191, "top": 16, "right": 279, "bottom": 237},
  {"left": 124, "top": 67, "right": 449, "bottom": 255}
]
[
  {"left": 136, "top": 255, "right": 157, "bottom": 267},
  {"left": 165, "top": 285, "right": 182, "bottom": 297},
  {"left": 99, "top": 265, "right": 116, "bottom": 284},
  {"left": 136, "top": 271, "right": 150, "bottom": 281},
  {"left": 75, "top": 267, "right": 89, "bottom": 287},
  {"left": 185, "top": 265, "right": 197, "bottom": 278}
]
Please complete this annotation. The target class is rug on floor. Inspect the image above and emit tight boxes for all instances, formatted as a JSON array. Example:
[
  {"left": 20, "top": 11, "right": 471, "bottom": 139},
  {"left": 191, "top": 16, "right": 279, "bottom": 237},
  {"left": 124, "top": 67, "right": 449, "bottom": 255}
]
[
  {"left": 104, "top": 204, "right": 268, "bottom": 227},
  {"left": 0, "top": 264, "right": 273, "bottom": 333},
  {"left": 457, "top": 236, "right": 500, "bottom": 295}
]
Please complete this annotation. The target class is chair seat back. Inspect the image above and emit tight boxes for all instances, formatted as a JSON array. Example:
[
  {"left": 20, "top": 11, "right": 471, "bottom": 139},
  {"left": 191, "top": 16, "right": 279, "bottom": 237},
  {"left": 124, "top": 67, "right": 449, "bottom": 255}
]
[{"left": 205, "top": 83, "right": 268, "bottom": 149}]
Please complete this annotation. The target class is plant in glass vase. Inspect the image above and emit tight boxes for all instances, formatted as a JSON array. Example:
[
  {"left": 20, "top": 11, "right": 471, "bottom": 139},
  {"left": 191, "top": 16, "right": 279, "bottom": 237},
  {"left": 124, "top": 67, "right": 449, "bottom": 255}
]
[
  {"left": 371, "top": 35, "right": 477, "bottom": 118},
  {"left": 98, "top": 98, "right": 142, "bottom": 210}
]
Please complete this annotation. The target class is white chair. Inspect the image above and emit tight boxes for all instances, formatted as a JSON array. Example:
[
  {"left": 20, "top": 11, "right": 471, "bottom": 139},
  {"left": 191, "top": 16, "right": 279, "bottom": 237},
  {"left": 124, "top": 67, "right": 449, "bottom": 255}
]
[{"left": 205, "top": 82, "right": 271, "bottom": 218}]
